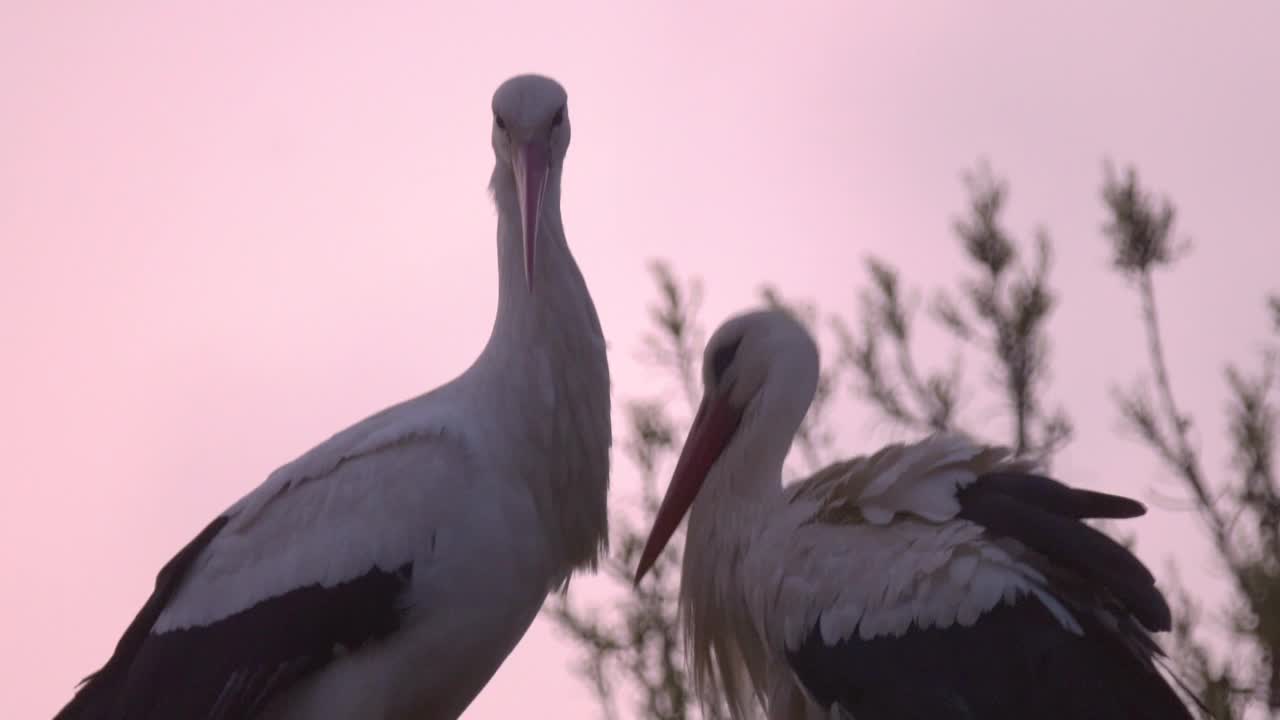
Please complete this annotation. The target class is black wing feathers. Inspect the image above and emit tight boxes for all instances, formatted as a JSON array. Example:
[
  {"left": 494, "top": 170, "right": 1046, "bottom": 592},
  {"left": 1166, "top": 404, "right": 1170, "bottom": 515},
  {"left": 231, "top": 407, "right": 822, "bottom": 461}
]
[
  {"left": 957, "top": 473, "right": 1171, "bottom": 631},
  {"left": 54, "top": 515, "right": 414, "bottom": 720},
  {"left": 967, "top": 471, "right": 1147, "bottom": 520},
  {"left": 789, "top": 599, "right": 1194, "bottom": 720},
  {"left": 116, "top": 562, "right": 412, "bottom": 719},
  {"left": 55, "top": 515, "right": 230, "bottom": 720}
]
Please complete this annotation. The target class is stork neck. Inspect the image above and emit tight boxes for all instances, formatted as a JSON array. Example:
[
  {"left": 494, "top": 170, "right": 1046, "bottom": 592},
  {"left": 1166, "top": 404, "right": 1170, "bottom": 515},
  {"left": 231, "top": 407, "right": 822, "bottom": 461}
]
[
  {"left": 482, "top": 166, "right": 593, "bottom": 352},
  {"left": 679, "top": 362, "right": 818, "bottom": 719},
  {"left": 679, "top": 441, "right": 782, "bottom": 720},
  {"left": 685, "top": 393, "right": 816, "bottom": 569},
  {"left": 688, "top": 450, "right": 785, "bottom": 560},
  {"left": 470, "top": 162, "right": 611, "bottom": 582},
  {"left": 687, "top": 350, "right": 819, "bottom": 554}
]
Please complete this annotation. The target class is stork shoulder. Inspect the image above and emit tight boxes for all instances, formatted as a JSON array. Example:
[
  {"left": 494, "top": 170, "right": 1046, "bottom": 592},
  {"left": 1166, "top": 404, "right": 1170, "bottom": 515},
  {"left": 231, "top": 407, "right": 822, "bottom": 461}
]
[
  {"left": 156, "top": 391, "right": 480, "bottom": 632},
  {"left": 786, "top": 431, "right": 1034, "bottom": 525},
  {"left": 225, "top": 387, "right": 471, "bottom": 518}
]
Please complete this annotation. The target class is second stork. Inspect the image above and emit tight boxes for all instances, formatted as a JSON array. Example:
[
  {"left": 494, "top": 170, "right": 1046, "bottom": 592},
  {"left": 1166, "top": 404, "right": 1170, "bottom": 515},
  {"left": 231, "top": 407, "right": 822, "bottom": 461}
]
[{"left": 634, "top": 308, "right": 1194, "bottom": 720}]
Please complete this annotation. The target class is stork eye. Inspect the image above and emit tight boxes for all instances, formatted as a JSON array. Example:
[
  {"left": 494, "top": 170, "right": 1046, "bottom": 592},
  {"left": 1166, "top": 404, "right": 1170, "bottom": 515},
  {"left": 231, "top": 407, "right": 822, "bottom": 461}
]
[
  {"left": 494, "top": 114, "right": 507, "bottom": 131},
  {"left": 711, "top": 339, "right": 741, "bottom": 381},
  {"left": 551, "top": 106, "right": 565, "bottom": 128}
]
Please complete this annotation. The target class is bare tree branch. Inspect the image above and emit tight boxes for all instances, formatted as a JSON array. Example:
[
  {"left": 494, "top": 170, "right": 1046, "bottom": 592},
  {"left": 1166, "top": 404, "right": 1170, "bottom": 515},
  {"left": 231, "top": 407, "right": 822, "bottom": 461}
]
[
  {"left": 842, "top": 163, "right": 1071, "bottom": 461},
  {"left": 1105, "top": 162, "right": 1280, "bottom": 714}
]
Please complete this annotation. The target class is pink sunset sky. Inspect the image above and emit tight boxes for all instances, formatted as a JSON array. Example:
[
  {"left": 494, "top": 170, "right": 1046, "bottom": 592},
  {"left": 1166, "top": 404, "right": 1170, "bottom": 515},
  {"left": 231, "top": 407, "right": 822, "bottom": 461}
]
[{"left": 3, "top": 2, "right": 1278, "bottom": 717}]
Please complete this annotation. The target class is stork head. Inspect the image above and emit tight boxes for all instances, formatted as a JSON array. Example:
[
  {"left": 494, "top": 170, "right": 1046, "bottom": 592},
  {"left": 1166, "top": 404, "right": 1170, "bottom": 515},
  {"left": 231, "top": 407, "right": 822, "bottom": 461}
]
[
  {"left": 634, "top": 309, "right": 820, "bottom": 585},
  {"left": 491, "top": 74, "right": 571, "bottom": 294}
]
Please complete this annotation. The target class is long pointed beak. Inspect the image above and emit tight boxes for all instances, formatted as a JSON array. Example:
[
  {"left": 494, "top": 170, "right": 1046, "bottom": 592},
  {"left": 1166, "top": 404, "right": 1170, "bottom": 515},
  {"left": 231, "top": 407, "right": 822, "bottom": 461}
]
[
  {"left": 511, "top": 141, "right": 550, "bottom": 294},
  {"left": 633, "top": 390, "right": 743, "bottom": 586}
]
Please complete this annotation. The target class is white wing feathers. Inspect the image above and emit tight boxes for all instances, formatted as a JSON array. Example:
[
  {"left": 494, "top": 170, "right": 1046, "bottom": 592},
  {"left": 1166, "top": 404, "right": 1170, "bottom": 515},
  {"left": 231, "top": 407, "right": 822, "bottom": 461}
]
[
  {"left": 155, "top": 396, "right": 471, "bottom": 632},
  {"left": 761, "top": 433, "right": 1057, "bottom": 651}
]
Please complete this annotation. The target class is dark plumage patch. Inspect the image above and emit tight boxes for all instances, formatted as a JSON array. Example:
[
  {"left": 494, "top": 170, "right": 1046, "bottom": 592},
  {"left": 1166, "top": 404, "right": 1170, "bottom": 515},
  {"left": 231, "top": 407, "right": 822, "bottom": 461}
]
[
  {"left": 55, "top": 518, "right": 413, "bottom": 720},
  {"left": 710, "top": 338, "right": 742, "bottom": 383},
  {"left": 56, "top": 515, "right": 229, "bottom": 720},
  {"left": 787, "top": 597, "right": 1194, "bottom": 720},
  {"left": 964, "top": 472, "right": 1147, "bottom": 520},
  {"left": 957, "top": 471, "right": 1170, "bottom": 631}
]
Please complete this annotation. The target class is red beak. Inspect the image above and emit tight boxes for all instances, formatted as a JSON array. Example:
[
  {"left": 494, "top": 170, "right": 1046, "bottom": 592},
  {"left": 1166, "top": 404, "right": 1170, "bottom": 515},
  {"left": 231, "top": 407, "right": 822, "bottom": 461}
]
[
  {"left": 634, "top": 390, "right": 743, "bottom": 586},
  {"left": 512, "top": 141, "right": 550, "bottom": 293}
]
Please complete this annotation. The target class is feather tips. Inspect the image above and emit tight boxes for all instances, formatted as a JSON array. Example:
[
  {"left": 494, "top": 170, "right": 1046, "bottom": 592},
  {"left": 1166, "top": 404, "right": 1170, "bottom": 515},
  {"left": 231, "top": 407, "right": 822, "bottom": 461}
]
[
  {"left": 797, "top": 432, "right": 1035, "bottom": 527},
  {"left": 768, "top": 433, "right": 1046, "bottom": 651}
]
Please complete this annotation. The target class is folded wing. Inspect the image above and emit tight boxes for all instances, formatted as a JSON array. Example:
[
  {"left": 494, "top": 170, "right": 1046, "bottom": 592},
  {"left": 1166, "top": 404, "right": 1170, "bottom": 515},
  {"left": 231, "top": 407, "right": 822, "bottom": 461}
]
[
  {"left": 779, "top": 444, "right": 1192, "bottom": 720},
  {"left": 56, "top": 425, "right": 468, "bottom": 720}
]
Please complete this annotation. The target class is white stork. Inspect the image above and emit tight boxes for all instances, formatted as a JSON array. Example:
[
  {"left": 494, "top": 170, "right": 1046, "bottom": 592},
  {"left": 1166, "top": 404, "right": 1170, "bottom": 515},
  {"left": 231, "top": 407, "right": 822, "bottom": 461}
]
[
  {"left": 55, "top": 73, "right": 611, "bottom": 720},
  {"left": 634, "top": 308, "right": 1196, "bottom": 719}
]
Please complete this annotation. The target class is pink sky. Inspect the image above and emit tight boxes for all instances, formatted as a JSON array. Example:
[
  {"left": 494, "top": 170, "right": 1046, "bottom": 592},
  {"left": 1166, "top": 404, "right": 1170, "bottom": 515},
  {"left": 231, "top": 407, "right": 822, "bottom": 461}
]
[{"left": 3, "top": 2, "right": 1279, "bottom": 717}]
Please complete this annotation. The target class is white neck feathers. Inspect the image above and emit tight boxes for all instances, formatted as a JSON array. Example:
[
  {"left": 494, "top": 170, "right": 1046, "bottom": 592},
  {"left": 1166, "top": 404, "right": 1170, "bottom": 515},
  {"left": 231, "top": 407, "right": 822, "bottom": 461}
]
[{"left": 471, "top": 163, "right": 611, "bottom": 584}]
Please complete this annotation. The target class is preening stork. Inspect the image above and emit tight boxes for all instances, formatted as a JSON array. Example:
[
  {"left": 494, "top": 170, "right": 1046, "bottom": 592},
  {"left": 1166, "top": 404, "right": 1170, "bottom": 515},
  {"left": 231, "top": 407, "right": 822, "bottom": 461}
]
[
  {"left": 55, "top": 74, "right": 611, "bottom": 720},
  {"left": 634, "top": 309, "right": 1196, "bottom": 720}
]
